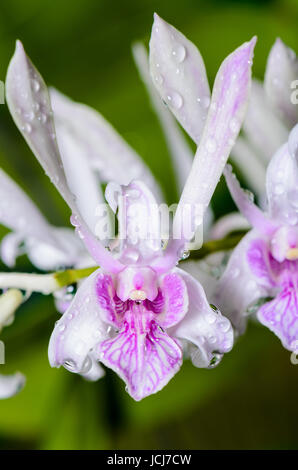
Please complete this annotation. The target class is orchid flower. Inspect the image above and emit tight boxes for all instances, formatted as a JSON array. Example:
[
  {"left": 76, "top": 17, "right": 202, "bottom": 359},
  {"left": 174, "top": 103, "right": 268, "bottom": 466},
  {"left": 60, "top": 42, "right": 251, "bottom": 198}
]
[
  {"left": 231, "top": 38, "right": 298, "bottom": 200},
  {"left": 0, "top": 289, "right": 25, "bottom": 399},
  {"left": 215, "top": 123, "right": 298, "bottom": 351},
  {"left": 2, "top": 13, "right": 255, "bottom": 400}
]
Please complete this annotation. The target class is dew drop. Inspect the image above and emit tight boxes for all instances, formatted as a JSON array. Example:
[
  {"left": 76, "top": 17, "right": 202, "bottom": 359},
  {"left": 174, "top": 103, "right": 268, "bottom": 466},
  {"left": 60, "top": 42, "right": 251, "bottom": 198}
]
[
  {"left": 201, "top": 96, "right": 210, "bottom": 109},
  {"left": 24, "top": 123, "right": 32, "bottom": 133},
  {"left": 178, "top": 249, "right": 190, "bottom": 260},
  {"left": 64, "top": 359, "right": 76, "bottom": 372},
  {"left": 206, "top": 314, "right": 216, "bottom": 324},
  {"left": 167, "top": 91, "right": 183, "bottom": 109},
  {"left": 205, "top": 138, "right": 217, "bottom": 153},
  {"left": 32, "top": 79, "right": 40, "bottom": 92},
  {"left": 155, "top": 74, "right": 164, "bottom": 85}
]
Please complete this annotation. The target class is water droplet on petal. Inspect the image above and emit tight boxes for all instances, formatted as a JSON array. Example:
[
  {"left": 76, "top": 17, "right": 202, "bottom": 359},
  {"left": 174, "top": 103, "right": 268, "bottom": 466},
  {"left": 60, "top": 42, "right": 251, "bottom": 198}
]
[
  {"left": 205, "top": 138, "right": 217, "bottom": 153},
  {"left": 167, "top": 91, "right": 183, "bottom": 109},
  {"left": 274, "top": 184, "right": 284, "bottom": 195},
  {"left": 201, "top": 96, "right": 210, "bottom": 109},
  {"left": 64, "top": 359, "right": 76, "bottom": 372},
  {"left": 32, "top": 79, "right": 40, "bottom": 92},
  {"left": 171, "top": 44, "right": 186, "bottom": 63},
  {"left": 178, "top": 248, "right": 190, "bottom": 260}
]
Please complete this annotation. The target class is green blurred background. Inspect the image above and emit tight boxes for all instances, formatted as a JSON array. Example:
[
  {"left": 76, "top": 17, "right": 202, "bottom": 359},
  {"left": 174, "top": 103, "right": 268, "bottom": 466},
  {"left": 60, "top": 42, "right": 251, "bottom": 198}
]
[{"left": 0, "top": 0, "right": 297, "bottom": 450}]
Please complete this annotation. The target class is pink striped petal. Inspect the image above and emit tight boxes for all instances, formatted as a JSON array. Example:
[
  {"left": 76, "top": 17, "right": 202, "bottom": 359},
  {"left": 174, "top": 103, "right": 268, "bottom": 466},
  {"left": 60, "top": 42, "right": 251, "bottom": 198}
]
[
  {"left": 132, "top": 42, "right": 193, "bottom": 192},
  {"left": 258, "top": 285, "right": 298, "bottom": 351},
  {"left": 155, "top": 270, "right": 188, "bottom": 328},
  {"left": 97, "top": 307, "right": 182, "bottom": 401},
  {"left": 6, "top": 41, "right": 121, "bottom": 273},
  {"left": 246, "top": 238, "right": 276, "bottom": 288}
]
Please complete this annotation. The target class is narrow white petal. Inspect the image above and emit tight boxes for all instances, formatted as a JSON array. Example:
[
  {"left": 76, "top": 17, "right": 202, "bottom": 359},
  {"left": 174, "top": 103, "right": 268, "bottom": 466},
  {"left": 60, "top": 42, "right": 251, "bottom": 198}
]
[
  {"left": 6, "top": 41, "right": 76, "bottom": 212},
  {"left": 6, "top": 41, "right": 122, "bottom": 272},
  {"left": 50, "top": 88, "right": 162, "bottom": 200},
  {"left": 174, "top": 37, "right": 256, "bottom": 242},
  {"left": 132, "top": 42, "right": 193, "bottom": 192},
  {"left": 210, "top": 211, "right": 251, "bottom": 240}
]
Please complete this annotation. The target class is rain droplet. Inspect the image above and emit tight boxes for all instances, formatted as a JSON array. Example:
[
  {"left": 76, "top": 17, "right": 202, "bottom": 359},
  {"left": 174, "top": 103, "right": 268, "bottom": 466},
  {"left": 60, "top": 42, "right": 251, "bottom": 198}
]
[
  {"left": 155, "top": 74, "right": 164, "bottom": 85},
  {"left": 274, "top": 184, "right": 284, "bottom": 195},
  {"left": 205, "top": 138, "right": 217, "bottom": 153},
  {"left": 32, "top": 79, "right": 40, "bottom": 92},
  {"left": 24, "top": 123, "right": 32, "bottom": 133},
  {"left": 201, "top": 96, "right": 210, "bottom": 108},
  {"left": 171, "top": 44, "right": 186, "bottom": 63},
  {"left": 64, "top": 359, "right": 76, "bottom": 372},
  {"left": 178, "top": 249, "right": 190, "bottom": 260},
  {"left": 167, "top": 91, "right": 183, "bottom": 109}
]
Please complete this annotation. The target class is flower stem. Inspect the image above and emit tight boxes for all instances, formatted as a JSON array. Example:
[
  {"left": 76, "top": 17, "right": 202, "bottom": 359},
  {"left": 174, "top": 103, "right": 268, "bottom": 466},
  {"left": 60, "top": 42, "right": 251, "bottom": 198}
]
[{"left": 0, "top": 266, "right": 98, "bottom": 294}]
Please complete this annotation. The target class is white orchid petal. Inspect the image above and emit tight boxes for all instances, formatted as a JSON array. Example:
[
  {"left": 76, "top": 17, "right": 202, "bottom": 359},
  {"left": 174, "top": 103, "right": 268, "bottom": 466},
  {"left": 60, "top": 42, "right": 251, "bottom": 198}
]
[
  {"left": 26, "top": 227, "right": 83, "bottom": 271},
  {"left": 174, "top": 37, "right": 256, "bottom": 242},
  {"left": 264, "top": 38, "right": 298, "bottom": 128},
  {"left": 106, "top": 180, "right": 162, "bottom": 263},
  {"left": 6, "top": 41, "right": 122, "bottom": 272},
  {"left": 50, "top": 88, "right": 161, "bottom": 200},
  {"left": 0, "top": 168, "right": 55, "bottom": 247},
  {"left": 231, "top": 136, "right": 266, "bottom": 200},
  {"left": 132, "top": 42, "right": 193, "bottom": 192},
  {"left": 243, "top": 80, "right": 288, "bottom": 162},
  {"left": 0, "top": 373, "right": 25, "bottom": 399},
  {"left": 149, "top": 13, "right": 210, "bottom": 144},
  {"left": 6, "top": 41, "right": 76, "bottom": 212}
]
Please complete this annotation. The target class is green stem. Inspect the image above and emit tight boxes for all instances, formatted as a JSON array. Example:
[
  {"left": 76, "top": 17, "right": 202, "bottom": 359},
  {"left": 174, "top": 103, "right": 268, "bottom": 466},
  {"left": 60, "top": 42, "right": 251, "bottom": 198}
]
[
  {"left": 54, "top": 266, "right": 98, "bottom": 288},
  {"left": 186, "top": 232, "right": 246, "bottom": 261}
]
